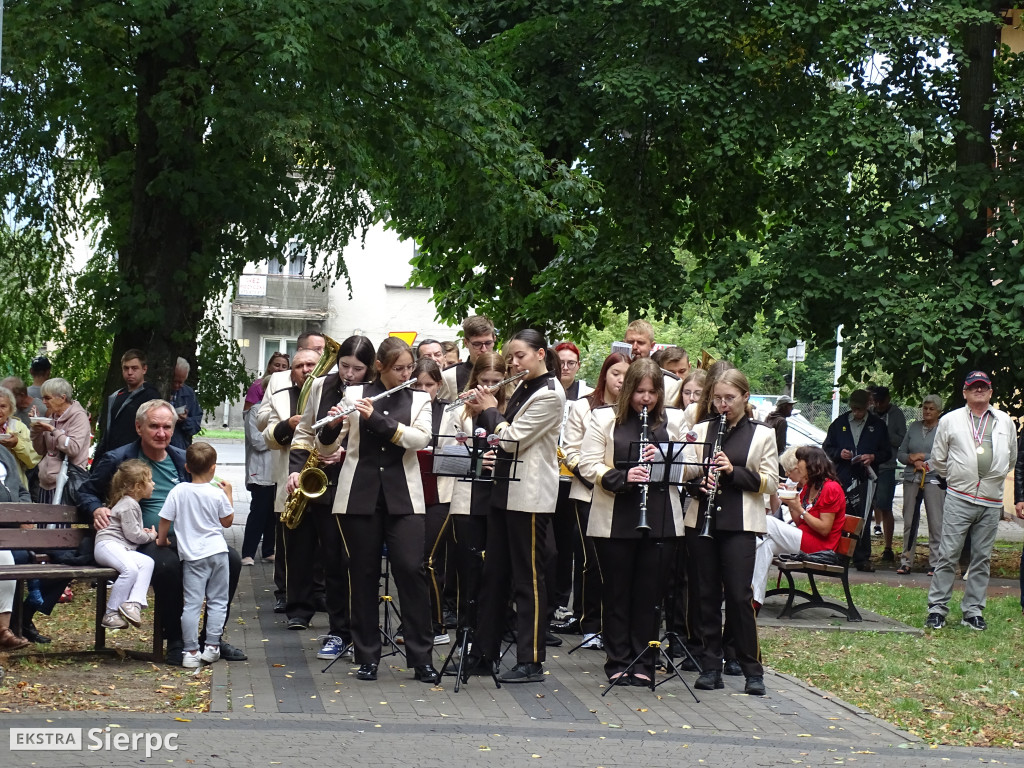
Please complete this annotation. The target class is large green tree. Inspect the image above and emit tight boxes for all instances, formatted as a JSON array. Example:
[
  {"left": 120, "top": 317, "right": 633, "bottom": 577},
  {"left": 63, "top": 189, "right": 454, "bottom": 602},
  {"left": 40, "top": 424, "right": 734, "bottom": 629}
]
[
  {"left": 411, "top": 1, "right": 1024, "bottom": 412},
  {"left": 0, "top": 0, "right": 594, "bottom": 422}
]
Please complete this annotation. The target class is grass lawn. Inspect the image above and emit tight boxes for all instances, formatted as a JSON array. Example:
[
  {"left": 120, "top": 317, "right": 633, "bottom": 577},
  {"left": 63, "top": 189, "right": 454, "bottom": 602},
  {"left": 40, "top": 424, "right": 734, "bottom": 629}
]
[
  {"left": 198, "top": 427, "right": 244, "bottom": 440},
  {"left": 761, "top": 581, "right": 1024, "bottom": 748}
]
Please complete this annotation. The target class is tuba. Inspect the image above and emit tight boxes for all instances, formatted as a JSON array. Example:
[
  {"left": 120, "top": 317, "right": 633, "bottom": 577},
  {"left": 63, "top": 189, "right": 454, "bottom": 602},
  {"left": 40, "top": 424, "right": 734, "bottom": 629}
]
[{"left": 280, "top": 335, "right": 340, "bottom": 530}]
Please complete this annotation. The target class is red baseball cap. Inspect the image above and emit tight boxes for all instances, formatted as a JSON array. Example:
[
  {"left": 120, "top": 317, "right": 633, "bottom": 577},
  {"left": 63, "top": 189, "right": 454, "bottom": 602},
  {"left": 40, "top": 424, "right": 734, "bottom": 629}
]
[{"left": 963, "top": 371, "right": 992, "bottom": 388}]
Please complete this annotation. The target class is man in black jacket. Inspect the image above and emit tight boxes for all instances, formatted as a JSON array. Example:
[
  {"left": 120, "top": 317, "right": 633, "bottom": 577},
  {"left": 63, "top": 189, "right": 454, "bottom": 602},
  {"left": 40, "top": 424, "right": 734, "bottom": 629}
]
[
  {"left": 80, "top": 399, "right": 244, "bottom": 665},
  {"left": 822, "top": 389, "right": 891, "bottom": 571},
  {"left": 94, "top": 349, "right": 161, "bottom": 463}
]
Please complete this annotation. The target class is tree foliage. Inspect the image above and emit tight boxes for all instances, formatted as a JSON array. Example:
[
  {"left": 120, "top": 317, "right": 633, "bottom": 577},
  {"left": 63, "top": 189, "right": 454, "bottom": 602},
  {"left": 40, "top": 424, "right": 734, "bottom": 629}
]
[{"left": 0, "top": 0, "right": 594, "bottom": 425}]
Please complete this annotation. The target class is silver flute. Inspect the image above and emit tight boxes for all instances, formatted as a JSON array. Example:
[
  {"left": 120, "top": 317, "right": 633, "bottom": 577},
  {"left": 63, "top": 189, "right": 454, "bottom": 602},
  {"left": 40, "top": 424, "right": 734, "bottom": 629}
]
[
  {"left": 311, "top": 378, "right": 417, "bottom": 430},
  {"left": 443, "top": 370, "right": 528, "bottom": 412}
]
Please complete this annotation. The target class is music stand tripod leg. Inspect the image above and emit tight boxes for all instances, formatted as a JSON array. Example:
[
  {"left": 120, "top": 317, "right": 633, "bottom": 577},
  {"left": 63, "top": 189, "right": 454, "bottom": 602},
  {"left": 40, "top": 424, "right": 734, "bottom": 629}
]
[
  {"left": 378, "top": 594, "right": 406, "bottom": 659},
  {"left": 439, "top": 626, "right": 471, "bottom": 693},
  {"left": 661, "top": 630, "right": 703, "bottom": 674},
  {"left": 567, "top": 631, "right": 602, "bottom": 655},
  {"left": 320, "top": 640, "right": 355, "bottom": 674},
  {"left": 654, "top": 643, "right": 700, "bottom": 703}
]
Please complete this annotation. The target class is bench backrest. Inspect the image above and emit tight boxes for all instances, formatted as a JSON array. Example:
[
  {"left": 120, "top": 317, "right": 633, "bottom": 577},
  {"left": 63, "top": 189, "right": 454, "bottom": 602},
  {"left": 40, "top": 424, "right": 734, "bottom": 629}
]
[
  {"left": 0, "top": 502, "right": 87, "bottom": 549},
  {"left": 835, "top": 515, "right": 865, "bottom": 560}
]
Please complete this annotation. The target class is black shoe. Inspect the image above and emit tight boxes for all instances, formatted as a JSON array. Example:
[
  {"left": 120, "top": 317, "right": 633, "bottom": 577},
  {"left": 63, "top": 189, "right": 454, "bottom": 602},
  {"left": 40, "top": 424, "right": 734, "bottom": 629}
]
[
  {"left": 274, "top": 598, "right": 287, "bottom": 613},
  {"left": 314, "top": 595, "right": 328, "bottom": 613},
  {"left": 666, "top": 636, "right": 685, "bottom": 658},
  {"left": 881, "top": 548, "right": 895, "bottom": 563},
  {"left": 165, "top": 640, "right": 184, "bottom": 667},
  {"left": 464, "top": 654, "right": 496, "bottom": 677},
  {"left": 549, "top": 617, "right": 580, "bottom": 635},
  {"left": 356, "top": 663, "right": 378, "bottom": 681},
  {"left": 723, "top": 659, "right": 743, "bottom": 676},
  {"left": 443, "top": 609, "right": 458, "bottom": 629},
  {"left": 854, "top": 561, "right": 876, "bottom": 572},
  {"left": 23, "top": 621, "right": 52, "bottom": 645},
  {"left": 545, "top": 631, "right": 563, "bottom": 647},
  {"left": 630, "top": 673, "right": 654, "bottom": 688},
  {"left": 414, "top": 664, "right": 440, "bottom": 684},
  {"left": 694, "top": 669, "right": 724, "bottom": 690},
  {"left": 219, "top": 642, "right": 248, "bottom": 661},
  {"left": 678, "top": 655, "right": 699, "bottom": 672},
  {"left": 287, "top": 617, "right": 309, "bottom": 630},
  {"left": 499, "top": 662, "right": 544, "bottom": 683},
  {"left": 744, "top": 675, "right": 766, "bottom": 696}
]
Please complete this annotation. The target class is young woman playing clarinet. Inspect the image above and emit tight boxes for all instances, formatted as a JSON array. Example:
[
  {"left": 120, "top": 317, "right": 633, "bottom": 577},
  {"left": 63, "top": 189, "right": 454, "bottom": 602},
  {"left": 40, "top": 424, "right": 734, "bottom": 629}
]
[
  {"left": 316, "top": 337, "right": 440, "bottom": 684},
  {"left": 443, "top": 352, "right": 508, "bottom": 645},
  {"left": 681, "top": 368, "right": 778, "bottom": 696},
  {"left": 464, "top": 330, "right": 565, "bottom": 683},
  {"left": 559, "top": 352, "right": 630, "bottom": 648},
  {"left": 578, "top": 358, "right": 686, "bottom": 686}
]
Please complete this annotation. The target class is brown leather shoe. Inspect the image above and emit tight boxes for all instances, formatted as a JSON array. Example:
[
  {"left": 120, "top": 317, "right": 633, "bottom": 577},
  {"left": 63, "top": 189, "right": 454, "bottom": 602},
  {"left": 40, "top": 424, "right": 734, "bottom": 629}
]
[{"left": 0, "top": 627, "right": 31, "bottom": 650}]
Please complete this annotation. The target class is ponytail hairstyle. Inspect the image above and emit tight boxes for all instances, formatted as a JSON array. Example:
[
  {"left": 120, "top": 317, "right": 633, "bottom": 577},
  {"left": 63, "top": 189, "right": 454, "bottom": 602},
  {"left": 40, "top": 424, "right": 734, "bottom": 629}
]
[
  {"left": 411, "top": 356, "right": 442, "bottom": 385},
  {"left": 467, "top": 352, "right": 509, "bottom": 411},
  {"left": 715, "top": 368, "right": 754, "bottom": 419},
  {"left": 614, "top": 358, "right": 665, "bottom": 427},
  {"left": 510, "top": 329, "right": 554, "bottom": 374},
  {"left": 374, "top": 337, "right": 413, "bottom": 382},
  {"left": 107, "top": 459, "right": 152, "bottom": 509},
  {"left": 694, "top": 359, "right": 735, "bottom": 422},
  {"left": 339, "top": 335, "right": 376, "bottom": 373},
  {"left": 587, "top": 352, "right": 631, "bottom": 410}
]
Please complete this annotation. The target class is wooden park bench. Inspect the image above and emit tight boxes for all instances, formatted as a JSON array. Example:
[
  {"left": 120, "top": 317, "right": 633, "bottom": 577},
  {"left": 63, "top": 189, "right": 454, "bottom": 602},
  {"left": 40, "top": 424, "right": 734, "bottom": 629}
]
[
  {"left": 764, "top": 515, "right": 865, "bottom": 622},
  {"left": 0, "top": 502, "right": 163, "bottom": 660}
]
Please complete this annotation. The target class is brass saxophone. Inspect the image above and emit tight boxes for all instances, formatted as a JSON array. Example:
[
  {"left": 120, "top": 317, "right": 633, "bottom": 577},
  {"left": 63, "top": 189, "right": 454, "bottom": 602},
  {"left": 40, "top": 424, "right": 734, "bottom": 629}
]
[{"left": 280, "top": 335, "right": 340, "bottom": 530}]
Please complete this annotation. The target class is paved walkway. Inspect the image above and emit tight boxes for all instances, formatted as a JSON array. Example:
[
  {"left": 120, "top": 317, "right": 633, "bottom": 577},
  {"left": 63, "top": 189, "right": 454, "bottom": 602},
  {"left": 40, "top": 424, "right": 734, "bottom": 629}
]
[{"left": 4, "top": 442, "right": 1022, "bottom": 767}]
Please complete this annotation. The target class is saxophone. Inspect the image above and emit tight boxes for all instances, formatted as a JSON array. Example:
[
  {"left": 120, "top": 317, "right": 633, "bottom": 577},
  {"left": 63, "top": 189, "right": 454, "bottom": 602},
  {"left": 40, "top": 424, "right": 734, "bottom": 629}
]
[{"left": 280, "top": 335, "right": 340, "bottom": 530}]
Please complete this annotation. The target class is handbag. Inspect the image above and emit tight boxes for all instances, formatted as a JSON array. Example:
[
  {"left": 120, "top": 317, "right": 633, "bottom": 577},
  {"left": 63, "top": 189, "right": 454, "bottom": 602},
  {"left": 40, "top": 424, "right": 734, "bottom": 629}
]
[{"left": 56, "top": 457, "right": 90, "bottom": 507}]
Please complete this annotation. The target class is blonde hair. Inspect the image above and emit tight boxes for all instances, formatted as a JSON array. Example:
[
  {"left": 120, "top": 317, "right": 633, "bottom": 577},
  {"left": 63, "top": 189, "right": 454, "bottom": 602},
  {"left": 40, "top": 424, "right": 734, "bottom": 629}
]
[
  {"left": 625, "top": 319, "right": 654, "bottom": 343},
  {"left": 108, "top": 459, "right": 152, "bottom": 508}
]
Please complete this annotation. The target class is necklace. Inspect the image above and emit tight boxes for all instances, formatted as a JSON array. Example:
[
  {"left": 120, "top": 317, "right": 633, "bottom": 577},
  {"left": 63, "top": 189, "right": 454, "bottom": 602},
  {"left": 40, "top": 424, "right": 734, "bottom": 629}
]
[{"left": 969, "top": 410, "right": 990, "bottom": 456}]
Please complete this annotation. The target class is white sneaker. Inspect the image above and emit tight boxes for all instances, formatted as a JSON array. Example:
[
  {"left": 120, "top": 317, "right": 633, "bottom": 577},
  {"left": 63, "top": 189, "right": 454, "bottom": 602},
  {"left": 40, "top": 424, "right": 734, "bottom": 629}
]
[
  {"left": 240, "top": 557, "right": 255, "bottom": 566},
  {"left": 182, "top": 650, "right": 202, "bottom": 668},
  {"left": 581, "top": 633, "right": 604, "bottom": 650},
  {"left": 433, "top": 632, "right": 451, "bottom": 646},
  {"left": 102, "top": 611, "right": 128, "bottom": 629},
  {"left": 553, "top": 605, "right": 574, "bottom": 622},
  {"left": 118, "top": 602, "right": 143, "bottom": 627},
  {"left": 200, "top": 645, "right": 221, "bottom": 663}
]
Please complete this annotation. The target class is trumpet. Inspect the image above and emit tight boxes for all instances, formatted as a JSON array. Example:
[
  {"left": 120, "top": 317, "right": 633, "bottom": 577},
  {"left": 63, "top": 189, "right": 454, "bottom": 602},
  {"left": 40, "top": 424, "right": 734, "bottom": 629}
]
[
  {"left": 698, "top": 414, "right": 729, "bottom": 539},
  {"left": 636, "top": 406, "right": 652, "bottom": 532},
  {"left": 310, "top": 377, "right": 418, "bottom": 431},
  {"left": 444, "top": 370, "right": 528, "bottom": 412}
]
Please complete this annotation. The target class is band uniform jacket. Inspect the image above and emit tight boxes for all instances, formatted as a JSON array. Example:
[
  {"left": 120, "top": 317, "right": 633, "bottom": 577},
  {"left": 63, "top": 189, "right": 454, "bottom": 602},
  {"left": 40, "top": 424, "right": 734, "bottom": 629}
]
[
  {"left": 661, "top": 370, "right": 682, "bottom": 408},
  {"left": 443, "top": 405, "right": 495, "bottom": 516},
  {"left": 579, "top": 406, "right": 686, "bottom": 538},
  {"left": 316, "top": 381, "right": 432, "bottom": 516},
  {"left": 256, "top": 369, "right": 301, "bottom": 513},
  {"left": 439, "top": 361, "right": 473, "bottom": 404},
  {"left": 289, "top": 373, "right": 350, "bottom": 510},
  {"left": 428, "top": 398, "right": 456, "bottom": 506},
  {"left": 476, "top": 372, "right": 565, "bottom": 514},
  {"left": 560, "top": 397, "right": 596, "bottom": 503},
  {"left": 681, "top": 416, "right": 778, "bottom": 533}
]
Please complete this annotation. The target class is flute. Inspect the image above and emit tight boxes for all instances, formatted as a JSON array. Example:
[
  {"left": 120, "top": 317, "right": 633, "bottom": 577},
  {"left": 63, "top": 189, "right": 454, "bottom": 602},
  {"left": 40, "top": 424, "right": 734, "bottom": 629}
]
[
  {"left": 311, "top": 378, "right": 417, "bottom": 430},
  {"left": 444, "top": 370, "right": 528, "bottom": 412}
]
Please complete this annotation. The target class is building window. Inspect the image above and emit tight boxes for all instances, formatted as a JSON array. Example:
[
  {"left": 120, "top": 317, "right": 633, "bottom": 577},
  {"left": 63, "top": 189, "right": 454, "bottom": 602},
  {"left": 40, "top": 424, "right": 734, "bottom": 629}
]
[
  {"left": 261, "top": 338, "right": 298, "bottom": 371},
  {"left": 268, "top": 239, "right": 308, "bottom": 276}
]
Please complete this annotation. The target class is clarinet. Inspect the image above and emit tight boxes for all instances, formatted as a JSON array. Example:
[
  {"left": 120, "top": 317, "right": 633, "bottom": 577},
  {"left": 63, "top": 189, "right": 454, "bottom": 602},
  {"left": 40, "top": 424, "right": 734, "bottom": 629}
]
[
  {"left": 698, "top": 413, "right": 729, "bottom": 539},
  {"left": 636, "top": 406, "right": 652, "bottom": 532}
]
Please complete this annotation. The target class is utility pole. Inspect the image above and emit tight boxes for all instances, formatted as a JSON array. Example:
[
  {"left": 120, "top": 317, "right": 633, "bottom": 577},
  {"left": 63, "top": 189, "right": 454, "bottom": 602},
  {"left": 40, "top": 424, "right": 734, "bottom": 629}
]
[{"left": 831, "top": 325, "right": 844, "bottom": 421}]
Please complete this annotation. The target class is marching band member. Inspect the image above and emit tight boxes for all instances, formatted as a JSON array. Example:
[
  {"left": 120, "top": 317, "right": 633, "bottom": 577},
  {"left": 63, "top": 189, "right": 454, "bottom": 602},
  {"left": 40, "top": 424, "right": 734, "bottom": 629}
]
[
  {"left": 465, "top": 330, "right": 565, "bottom": 683},
  {"left": 316, "top": 338, "right": 440, "bottom": 684},
  {"left": 578, "top": 358, "right": 686, "bottom": 685},
  {"left": 412, "top": 356, "right": 455, "bottom": 645},
  {"left": 444, "top": 352, "right": 509, "bottom": 641},
  {"left": 623, "top": 320, "right": 682, "bottom": 405},
  {"left": 439, "top": 315, "right": 497, "bottom": 403},
  {"left": 286, "top": 335, "right": 375, "bottom": 661},
  {"left": 681, "top": 369, "right": 778, "bottom": 696},
  {"left": 559, "top": 352, "right": 630, "bottom": 647}
]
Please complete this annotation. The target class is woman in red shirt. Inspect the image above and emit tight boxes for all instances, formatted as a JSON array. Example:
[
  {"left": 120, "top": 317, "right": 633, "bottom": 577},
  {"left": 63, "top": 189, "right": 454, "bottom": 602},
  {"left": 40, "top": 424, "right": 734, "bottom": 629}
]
[{"left": 752, "top": 445, "right": 846, "bottom": 607}]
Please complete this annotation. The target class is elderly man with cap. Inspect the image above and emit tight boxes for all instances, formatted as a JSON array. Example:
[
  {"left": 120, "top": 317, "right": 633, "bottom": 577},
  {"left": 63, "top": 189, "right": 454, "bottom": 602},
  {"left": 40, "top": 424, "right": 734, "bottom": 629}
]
[
  {"left": 822, "top": 389, "right": 891, "bottom": 571},
  {"left": 925, "top": 371, "right": 1017, "bottom": 631}
]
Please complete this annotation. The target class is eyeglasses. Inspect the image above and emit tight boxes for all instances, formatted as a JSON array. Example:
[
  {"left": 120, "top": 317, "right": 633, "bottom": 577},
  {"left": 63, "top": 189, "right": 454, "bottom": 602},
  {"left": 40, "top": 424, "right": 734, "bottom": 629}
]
[
  {"left": 559, "top": 360, "right": 579, "bottom": 369},
  {"left": 468, "top": 340, "right": 495, "bottom": 351},
  {"left": 712, "top": 395, "right": 740, "bottom": 406},
  {"left": 391, "top": 364, "right": 416, "bottom": 374},
  {"left": 965, "top": 385, "right": 991, "bottom": 392}
]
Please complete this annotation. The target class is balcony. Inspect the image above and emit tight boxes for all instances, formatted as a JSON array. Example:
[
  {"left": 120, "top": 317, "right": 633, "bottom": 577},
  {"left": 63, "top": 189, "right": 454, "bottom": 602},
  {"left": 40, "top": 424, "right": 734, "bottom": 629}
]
[{"left": 232, "top": 274, "right": 330, "bottom": 320}]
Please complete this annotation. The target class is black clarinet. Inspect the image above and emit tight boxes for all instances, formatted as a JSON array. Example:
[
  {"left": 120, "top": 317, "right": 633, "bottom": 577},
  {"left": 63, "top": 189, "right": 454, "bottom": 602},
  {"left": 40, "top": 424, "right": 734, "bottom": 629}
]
[
  {"left": 636, "top": 406, "right": 652, "bottom": 531},
  {"left": 698, "top": 414, "right": 729, "bottom": 539}
]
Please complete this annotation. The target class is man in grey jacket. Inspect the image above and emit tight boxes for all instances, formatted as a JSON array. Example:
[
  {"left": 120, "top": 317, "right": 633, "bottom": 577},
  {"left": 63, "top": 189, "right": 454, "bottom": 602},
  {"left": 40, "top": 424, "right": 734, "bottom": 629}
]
[{"left": 925, "top": 371, "right": 1017, "bottom": 631}]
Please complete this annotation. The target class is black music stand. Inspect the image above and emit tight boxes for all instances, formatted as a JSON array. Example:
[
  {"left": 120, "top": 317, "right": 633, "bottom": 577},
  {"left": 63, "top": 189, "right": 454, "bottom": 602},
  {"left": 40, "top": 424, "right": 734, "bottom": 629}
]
[{"left": 432, "top": 433, "right": 520, "bottom": 691}]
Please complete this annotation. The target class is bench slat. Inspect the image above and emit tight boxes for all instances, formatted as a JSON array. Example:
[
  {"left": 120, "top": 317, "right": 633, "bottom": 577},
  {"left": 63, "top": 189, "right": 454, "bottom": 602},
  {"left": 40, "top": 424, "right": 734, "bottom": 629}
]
[
  {"left": 0, "top": 502, "right": 80, "bottom": 524},
  {"left": 0, "top": 565, "right": 117, "bottom": 580},
  {"left": 0, "top": 529, "right": 88, "bottom": 549}
]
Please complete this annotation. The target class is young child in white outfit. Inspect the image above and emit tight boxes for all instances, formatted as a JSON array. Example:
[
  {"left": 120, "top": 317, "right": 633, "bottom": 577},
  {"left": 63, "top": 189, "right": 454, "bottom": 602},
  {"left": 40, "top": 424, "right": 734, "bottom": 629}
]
[
  {"left": 93, "top": 459, "right": 158, "bottom": 629},
  {"left": 157, "top": 442, "right": 235, "bottom": 668}
]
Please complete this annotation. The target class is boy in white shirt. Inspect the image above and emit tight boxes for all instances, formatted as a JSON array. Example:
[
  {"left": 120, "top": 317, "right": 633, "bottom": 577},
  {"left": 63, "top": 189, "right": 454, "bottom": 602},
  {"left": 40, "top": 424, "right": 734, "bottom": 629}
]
[{"left": 157, "top": 442, "right": 235, "bottom": 667}]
